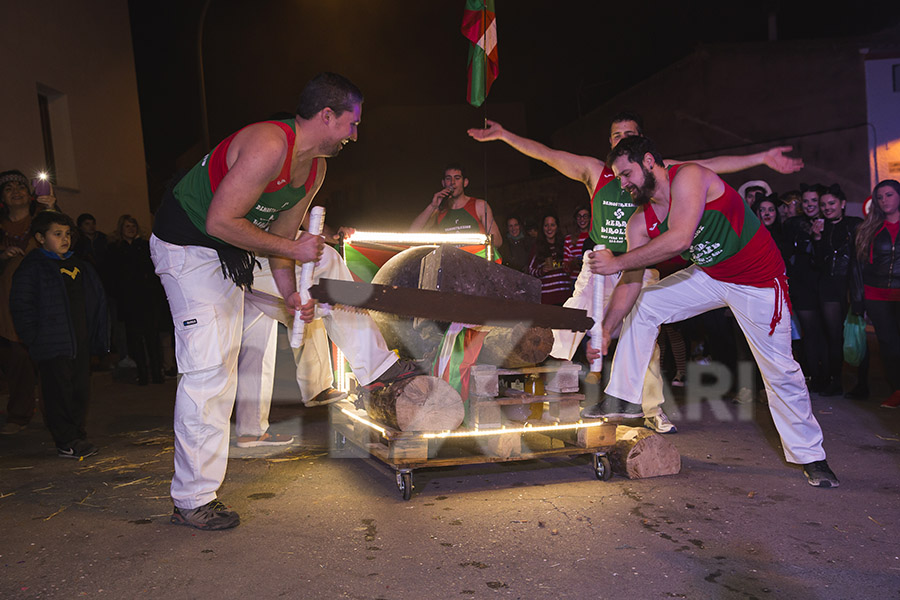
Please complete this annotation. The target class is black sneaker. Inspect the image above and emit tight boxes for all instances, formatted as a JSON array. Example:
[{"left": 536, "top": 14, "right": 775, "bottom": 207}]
[
  {"left": 582, "top": 395, "right": 644, "bottom": 420},
  {"left": 363, "top": 359, "right": 424, "bottom": 392},
  {"left": 802, "top": 460, "right": 840, "bottom": 488},
  {"left": 171, "top": 500, "right": 240, "bottom": 530},
  {"left": 57, "top": 440, "right": 98, "bottom": 459}
]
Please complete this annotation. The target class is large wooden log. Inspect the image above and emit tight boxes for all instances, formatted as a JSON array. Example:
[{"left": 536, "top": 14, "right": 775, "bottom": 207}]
[
  {"left": 477, "top": 323, "right": 553, "bottom": 368},
  {"left": 609, "top": 426, "right": 681, "bottom": 479},
  {"left": 363, "top": 375, "right": 464, "bottom": 432},
  {"left": 420, "top": 244, "right": 541, "bottom": 303}
]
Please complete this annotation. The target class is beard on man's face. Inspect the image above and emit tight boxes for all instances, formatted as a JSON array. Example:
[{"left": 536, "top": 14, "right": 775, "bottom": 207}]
[{"left": 629, "top": 166, "right": 657, "bottom": 206}]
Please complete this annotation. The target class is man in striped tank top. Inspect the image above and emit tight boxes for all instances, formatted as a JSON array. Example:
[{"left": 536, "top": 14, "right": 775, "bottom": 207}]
[{"left": 585, "top": 136, "right": 838, "bottom": 488}]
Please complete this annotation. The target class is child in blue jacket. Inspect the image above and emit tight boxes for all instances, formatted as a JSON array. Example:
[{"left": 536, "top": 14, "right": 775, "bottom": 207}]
[{"left": 10, "top": 211, "right": 108, "bottom": 459}]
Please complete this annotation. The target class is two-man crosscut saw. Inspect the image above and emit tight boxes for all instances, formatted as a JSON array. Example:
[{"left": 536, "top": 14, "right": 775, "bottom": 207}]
[{"left": 308, "top": 278, "right": 593, "bottom": 331}]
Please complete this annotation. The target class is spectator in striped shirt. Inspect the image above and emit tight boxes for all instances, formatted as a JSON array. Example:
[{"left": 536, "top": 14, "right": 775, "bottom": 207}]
[
  {"left": 563, "top": 204, "right": 591, "bottom": 281},
  {"left": 528, "top": 213, "right": 573, "bottom": 305}
]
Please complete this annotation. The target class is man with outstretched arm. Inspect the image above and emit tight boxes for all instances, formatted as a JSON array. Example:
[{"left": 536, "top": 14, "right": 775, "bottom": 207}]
[
  {"left": 584, "top": 135, "right": 838, "bottom": 488},
  {"left": 467, "top": 114, "right": 802, "bottom": 434}
]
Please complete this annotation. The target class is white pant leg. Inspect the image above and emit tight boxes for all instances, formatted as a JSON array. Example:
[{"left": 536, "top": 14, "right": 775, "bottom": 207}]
[
  {"left": 607, "top": 266, "right": 726, "bottom": 404},
  {"left": 234, "top": 296, "right": 278, "bottom": 437},
  {"left": 292, "top": 319, "right": 333, "bottom": 402},
  {"left": 150, "top": 236, "right": 243, "bottom": 511},
  {"left": 246, "top": 246, "right": 396, "bottom": 388},
  {"left": 724, "top": 283, "right": 826, "bottom": 464},
  {"left": 552, "top": 254, "right": 666, "bottom": 414},
  {"left": 310, "top": 246, "right": 396, "bottom": 386}
]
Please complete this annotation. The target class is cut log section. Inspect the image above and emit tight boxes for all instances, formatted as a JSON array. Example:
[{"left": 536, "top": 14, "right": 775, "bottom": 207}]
[
  {"left": 609, "top": 426, "right": 681, "bottom": 479},
  {"left": 477, "top": 324, "right": 553, "bottom": 368},
  {"left": 363, "top": 375, "right": 464, "bottom": 432}
]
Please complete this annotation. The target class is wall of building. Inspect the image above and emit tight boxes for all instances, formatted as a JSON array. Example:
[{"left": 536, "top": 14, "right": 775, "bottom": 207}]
[
  {"left": 865, "top": 54, "right": 900, "bottom": 191},
  {"left": 0, "top": 0, "right": 149, "bottom": 234},
  {"left": 552, "top": 39, "right": 874, "bottom": 212}
]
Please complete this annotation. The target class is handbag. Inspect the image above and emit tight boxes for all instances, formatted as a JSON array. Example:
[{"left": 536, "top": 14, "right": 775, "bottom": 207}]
[{"left": 842, "top": 312, "right": 867, "bottom": 367}]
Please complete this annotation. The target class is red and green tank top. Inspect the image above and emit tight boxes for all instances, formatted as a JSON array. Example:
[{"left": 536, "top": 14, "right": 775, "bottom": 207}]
[
  {"left": 436, "top": 198, "right": 486, "bottom": 234},
  {"left": 173, "top": 119, "right": 318, "bottom": 243},
  {"left": 643, "top": 165, "right": 785, "bottom": 285},
  {"left": 588, "top": 165, "right": 636, "bottom": 253},
  {"left": 435, "top": 198, "right": 501, "bottom": 263}
]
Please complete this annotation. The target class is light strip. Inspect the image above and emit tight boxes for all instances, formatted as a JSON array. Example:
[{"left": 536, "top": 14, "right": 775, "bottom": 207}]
[
  {"left": 421, "top": 420, "right": 608, "bottom": 439},
  {"left": 345, "top": 231, "right": 489, "bottom": 246},
  {"left": 339, "top": 407, "right": 388, "bottom": 437}
]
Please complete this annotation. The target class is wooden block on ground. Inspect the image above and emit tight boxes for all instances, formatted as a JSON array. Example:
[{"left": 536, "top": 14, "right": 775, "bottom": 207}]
[
  {"left": 479, "top": 433, "right": 521, "bottom": 459},
  {"left": 576, "top": 423, "right": 617, "bottom": 448},
  {"left": 609, "top": 426, "right": 681, "bottom": 479},
  {"left": 467, "top": 395, "right": 502, "bottom": 429},
  {"left": 469, "top": 364, "right": 499, "bottom": 397},
  {"left": 545, "top": 361, "right": 582, "bottom": 393},
  {"left": 548, "top": 397, "right": 581, "bottom": 423},
  {"left": 389, "top": 437, "right": 429, "bottom": 461}
]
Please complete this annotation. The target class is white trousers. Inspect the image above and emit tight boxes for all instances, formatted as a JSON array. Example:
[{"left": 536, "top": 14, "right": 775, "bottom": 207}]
[
  {"left": 606, "top": 265, "right": 826, "bottom": 464},
  {"left": 236, "top": 245, "right": 397, "bottom": 437},
  {"left": 550, "top": 254, "right": 666, "bottom": 417},
  {"left": 150, "top": 236, "right": 243, "bottom": 510}
]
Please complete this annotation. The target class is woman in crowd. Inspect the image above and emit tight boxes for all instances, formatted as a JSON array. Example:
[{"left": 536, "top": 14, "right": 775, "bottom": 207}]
[
  {"left": 754, "top": 193, "right": 791, "bottom": 261},
  {"left": 852, "top": 180, "right": 900, "bottom": 408},
  {"left": 784, "top": 183, "right": 827, "bottom": 391},
  {"left": 106, "top": 215, "right": 165, "bottom": 385},
  {"left": 0, "top": 170, "right": 56, "bottom": 434},
  {"left": 528, "top": 213, "right": 572, "bottom": 305},
  {"left": 502, "top": 215, "right": 532, "bottom": 272},
  {"left": 813, "top": 185, "right": 864, "bottom": 396}
]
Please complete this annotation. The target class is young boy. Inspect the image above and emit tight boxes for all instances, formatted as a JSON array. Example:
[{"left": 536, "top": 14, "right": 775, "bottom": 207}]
[{"left": 10, "top": 211, "right": 108, "bottom": 459}]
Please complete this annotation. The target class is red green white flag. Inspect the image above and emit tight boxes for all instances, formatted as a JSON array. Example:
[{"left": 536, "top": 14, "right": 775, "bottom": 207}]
[{"left": 461, "top": 0, "right": 498, "bottom": 107}]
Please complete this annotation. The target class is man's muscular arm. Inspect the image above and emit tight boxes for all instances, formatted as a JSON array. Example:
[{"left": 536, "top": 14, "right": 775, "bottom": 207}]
[
  {"left": 668, "top": 146, "right": 803, "bottom": 175},
  {"left": 269, "top": 161, "right": 328, "bottom": 310},
  {"left": 205, "top": 123, "right": 322, "bottom": 263},
  {"left": 468, "top": 119, "right": 605, "bottom": 194},
  {"left": 590, "top": 164, "right": 710, "bottom": 274}
]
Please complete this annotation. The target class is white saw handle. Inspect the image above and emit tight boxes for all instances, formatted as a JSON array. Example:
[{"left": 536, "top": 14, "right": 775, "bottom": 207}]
[
  {"left": 290, "top": 206, "right": 325, "bottom": 348},
  {"left": 590, "top": 244, "right": 606, "bottom": 373}
]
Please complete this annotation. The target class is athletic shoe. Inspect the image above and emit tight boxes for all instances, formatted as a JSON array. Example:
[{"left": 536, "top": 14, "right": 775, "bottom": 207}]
[
  {"left": 236, "top": 431, "right": 294, "bottom": 448},
  {"left": 171, "top": 500, "right": 240, "bottom": 530},
  {"left": 582, "top": 395, "right": 644, "bottom": 420},
  {"left": 732, "top": 387, "right": 754, "bottom": 404},
  {"left": 644, "top": 412, "right": 678, "bottom": 434},
  {"left": 362, "top": 359, "right": 423, "bottom": 392},
  {"left": 57, "top": 440, "right": 98, "bottom": 459},
  {"left": 671, "top": 372, "right": 685, "bottom": 387},
  {"left": 304, "top": 387, "right": 348, "bottom": 407},
  {"left": 801, "top": 460, "right": 840, "bottom": 488},
  {"left": 1, "top": 422, "right": 26, "bottom": 435},
  {"left": 880, "top": 391, "right": 900, "bottom": 409}
]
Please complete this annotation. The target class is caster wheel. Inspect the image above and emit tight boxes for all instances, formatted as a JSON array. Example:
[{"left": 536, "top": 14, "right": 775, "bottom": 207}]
[
  {"left": 396, "top": 471, "right": 413, "bottom": 501},
  {"left": 592, "top": 454, "right": 612, "bottom": 481}
]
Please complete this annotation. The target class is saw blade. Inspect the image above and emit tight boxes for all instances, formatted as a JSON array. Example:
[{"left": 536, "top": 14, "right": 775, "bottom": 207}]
[{"left": 309, "top": 278, "right": 592, "bottom": 331}]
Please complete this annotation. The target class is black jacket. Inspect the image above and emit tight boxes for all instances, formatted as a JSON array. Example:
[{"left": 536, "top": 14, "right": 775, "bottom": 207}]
[
  {"left": 815, "top": 216, "right": 862, "bottom": 279},
  {"left": 9, "top": 249, "right": 108, "bottom": 361},
  {"left": 850, "top": 224, "right": 900, "bottom": 313}
]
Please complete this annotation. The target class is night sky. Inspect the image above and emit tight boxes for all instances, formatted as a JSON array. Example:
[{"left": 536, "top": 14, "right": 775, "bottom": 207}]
[{"left": 128, "top": 0, "right": 900, "bottom": 223}]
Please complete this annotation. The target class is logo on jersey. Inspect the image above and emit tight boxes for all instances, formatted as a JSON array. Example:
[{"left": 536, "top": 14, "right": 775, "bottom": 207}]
[
  {"left": 276, "top": 178, "right": 287, "bottom": 186},
  {"left": 648, "top": 223, "right": 658, "bottom": 232},
  {"left": 60, "top": 267, "right": 80, "bottom": 280},
  {"left": 614, "top": 208, "right": 625, "bottom": 220}
]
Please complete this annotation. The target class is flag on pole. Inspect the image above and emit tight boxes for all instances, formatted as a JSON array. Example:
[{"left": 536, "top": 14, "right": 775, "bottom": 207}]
[{"left": 461, "top": 0, "right": 498, "bottom": 107}]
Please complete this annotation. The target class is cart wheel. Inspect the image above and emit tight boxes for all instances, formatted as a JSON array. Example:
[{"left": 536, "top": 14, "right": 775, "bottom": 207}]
[
  {"left": 396, "top": 470, "right": 413, "bottom": 501},
  {"left": 332, "top": 430, "right": 346, "bottom": 450},
  {"left": 592, "top": 454, "right": 612, "bottom": 481}
]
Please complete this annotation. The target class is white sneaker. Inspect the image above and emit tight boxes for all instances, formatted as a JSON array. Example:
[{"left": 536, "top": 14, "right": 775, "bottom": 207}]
[
  {"left": 733, "top": 387, "right": 754, "bottom": 404},
  {"left": 236, "top": 431, "right": 294, "bottom": 448},
  {"left": 644, "top": 412, "right": 677, "bottom": 434}
]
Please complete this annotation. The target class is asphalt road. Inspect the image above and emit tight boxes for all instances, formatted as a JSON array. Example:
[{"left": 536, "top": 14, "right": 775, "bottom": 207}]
[{"left": 2, "top": 335, "right": 899, "bottom": 600}]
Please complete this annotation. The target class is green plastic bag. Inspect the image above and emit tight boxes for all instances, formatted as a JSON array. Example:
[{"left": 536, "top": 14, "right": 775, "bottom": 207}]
[{"left": 843, "top": 312, "right": 867, "bottom": 367}]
